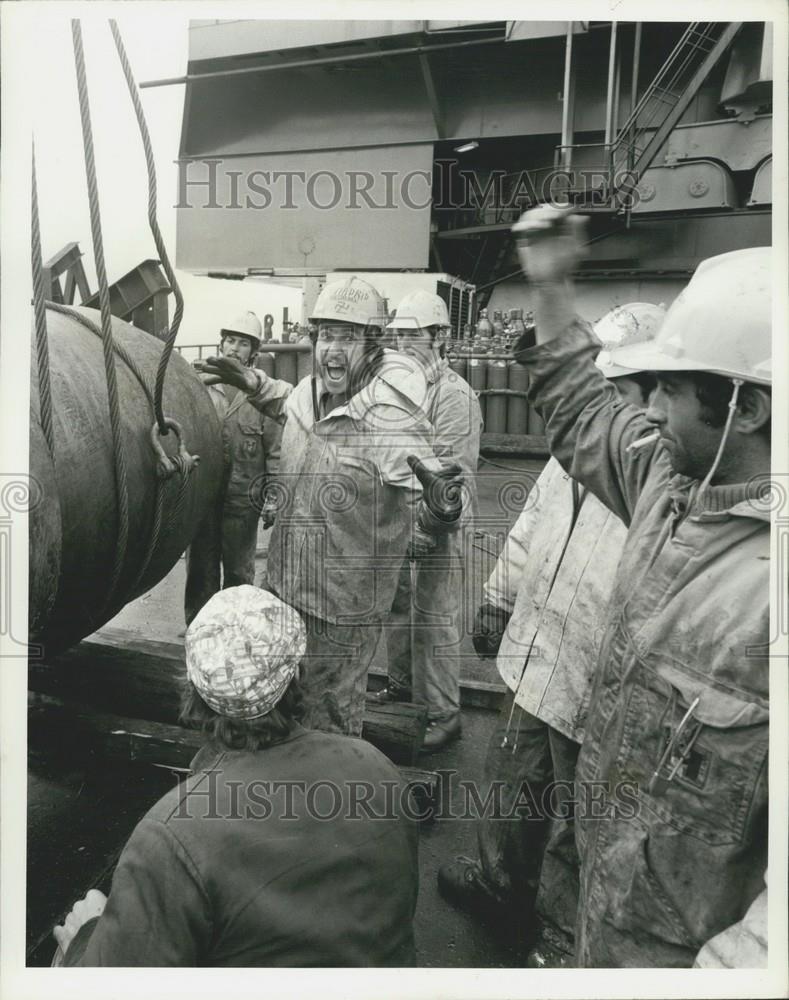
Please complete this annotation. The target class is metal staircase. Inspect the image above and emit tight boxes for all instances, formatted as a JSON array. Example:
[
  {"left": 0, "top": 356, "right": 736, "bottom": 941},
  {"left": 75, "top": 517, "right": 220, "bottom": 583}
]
[{"left": 609, "top": 22, "right": 743, "bottom": 196}]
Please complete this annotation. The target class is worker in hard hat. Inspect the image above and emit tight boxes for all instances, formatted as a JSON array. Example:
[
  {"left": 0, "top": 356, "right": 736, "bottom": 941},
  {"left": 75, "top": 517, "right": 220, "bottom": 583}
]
[
  {"left": 184, "top": 312, "right": 282, "bottom": 626},
  {"left": 438, "top": 303, "right": 664, "bottom": 965},
  {"left": 374, "top": 290, "right": 482, "bottom": 751},
  {"left": 507, "top": 203, "right": 771, "bottom": 968},
  {"left": 198, "top": 277, "right": 464, "bottom": 738},
  {"left": 53, "top": 586, "right": 419, "bottom": 967}
]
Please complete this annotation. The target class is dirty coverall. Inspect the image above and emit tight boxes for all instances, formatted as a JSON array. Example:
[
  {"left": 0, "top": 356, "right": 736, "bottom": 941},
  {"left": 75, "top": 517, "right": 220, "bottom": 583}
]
[
  {"left": 241, "top": 352, "right": 438, "bottom": 737},
  {"left": 521, "top": 321, "right": 769, "bottom": 968},
  {"left": 386, "top": 357, "right": 482, "bottom": 721},
  {"left": 477, "top": 456, "right": 627, "bottom": 950},
  {"left": 185, "top": 382, "right": 281, "bottom": 625}
]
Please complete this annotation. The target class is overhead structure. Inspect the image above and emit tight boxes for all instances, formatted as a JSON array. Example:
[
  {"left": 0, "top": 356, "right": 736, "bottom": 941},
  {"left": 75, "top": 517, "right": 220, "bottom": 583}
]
[{"left": 166, "top": 19, "right": 771, "bottom": 316}]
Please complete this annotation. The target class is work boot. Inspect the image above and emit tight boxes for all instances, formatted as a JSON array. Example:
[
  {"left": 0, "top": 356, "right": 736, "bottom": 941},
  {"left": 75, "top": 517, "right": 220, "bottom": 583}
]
[
  {"left": 437, "top": 856, "right": 509, "bottom": 920},
  {"left": 525, "top": 923, "right": 575, "bottom": 968},
  {"left": 368, "top": 680, "right": 412, "bottom": 704},
  {"left": 421, "top": 713, "right": 461, "bottom": 752}
]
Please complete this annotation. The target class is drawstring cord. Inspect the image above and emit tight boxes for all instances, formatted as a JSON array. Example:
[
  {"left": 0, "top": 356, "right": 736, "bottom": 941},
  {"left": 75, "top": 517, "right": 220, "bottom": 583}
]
[{"left": 697, "top": 378, "right": 744, "bottom": 501}]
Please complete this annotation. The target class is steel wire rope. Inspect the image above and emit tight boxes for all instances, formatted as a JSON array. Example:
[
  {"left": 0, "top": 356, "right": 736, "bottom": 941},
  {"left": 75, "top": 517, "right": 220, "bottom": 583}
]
[
  {"left": 71, "top": 19, "right": 130, "bottom": 614},
  {"left": 109, "top": 19, "right": 185, "bottom": 436},
  {"left": 31, "top": 146, "right": 56, "bottom": 456}
]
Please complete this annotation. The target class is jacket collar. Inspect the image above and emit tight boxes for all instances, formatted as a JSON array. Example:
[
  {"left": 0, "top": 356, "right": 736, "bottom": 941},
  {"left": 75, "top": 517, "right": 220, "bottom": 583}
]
[
  {"left": 668, "top": 474, "right": 772, "bottom": 523},
  {"left": 423, "top": 356, "right": 448, "bottom": 385},
  {"left": 188, "top": 722, "right": 309, "bottom": 773}
]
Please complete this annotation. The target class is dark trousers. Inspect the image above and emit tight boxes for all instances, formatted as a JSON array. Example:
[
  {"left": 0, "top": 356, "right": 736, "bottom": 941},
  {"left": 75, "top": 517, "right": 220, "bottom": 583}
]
[
  {"left": 184, "top": 508, "right": 260, "bottom": 625},
  {"left": 477, "top": 689, "right": 581, "bottom": 946}
]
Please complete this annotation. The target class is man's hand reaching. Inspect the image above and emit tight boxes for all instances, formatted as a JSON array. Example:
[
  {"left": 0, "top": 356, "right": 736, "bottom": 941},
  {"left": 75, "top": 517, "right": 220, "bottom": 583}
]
[{"left": 195, "top": 356, "right": 261, "bottom": 393}]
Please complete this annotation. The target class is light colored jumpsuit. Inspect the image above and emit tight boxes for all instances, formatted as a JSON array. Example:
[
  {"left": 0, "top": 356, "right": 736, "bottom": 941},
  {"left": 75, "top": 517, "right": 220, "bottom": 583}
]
[
  {"left": 478, "top": 456, "right": 626, "bottom": 949},
  {"left": 244, "top": 352, "right": 439, "bottom": 737},
  {"left": 386, "top": 357, "right": 482, "bottom": 721},
  {"left": 522, "top": 320, "right": 769, "bottom": 968}
]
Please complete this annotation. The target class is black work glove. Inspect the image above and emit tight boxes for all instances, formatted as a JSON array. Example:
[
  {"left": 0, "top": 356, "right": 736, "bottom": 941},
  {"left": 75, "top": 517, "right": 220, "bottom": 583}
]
[
  {"left": 407, "top": 455, "right": 463, "bottom": 534},
  {"left": 195, "top": 355, "right": 261, "bottom": 393},
  {"left": 472, "top": 602, "right": 511, "bottom": 659}
]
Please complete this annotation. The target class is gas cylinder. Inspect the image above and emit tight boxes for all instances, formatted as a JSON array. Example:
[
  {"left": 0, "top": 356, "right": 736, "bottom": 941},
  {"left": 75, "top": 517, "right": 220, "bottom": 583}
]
[
  {"left": 29, "top": 306, "right": 224, "bottom": 652},
  {"left": 476, "top": 308, "right": 493, "bottom": 338},
  {"left": 507, "top": 360, "right": 530, "bottom": 434},
  {"left": 447, "top": 343, "right": 467, "bottom": 382},
  {"left": 255, "top": 350, "right": 276, "bottom": 379},
  {"left": 468, "top": 346, "right": 488, "bottom": 427},
  {"left": 274, "top": 348, "right": 298, "bottom": 386},
  {"left": 492, "top": 309, "right": 505, "bottom": 340},
  {"left": 510, "top": 308, "right": 526, "bottom": 337},
  {"left": 486, "top": 355, "right": 509, "bottom": 434},
  {"left": 528, "top": 401, "right": 546, "bottom": 436},
  {"left": 296, "top": 334, "right": 313, "bottom": 383}
]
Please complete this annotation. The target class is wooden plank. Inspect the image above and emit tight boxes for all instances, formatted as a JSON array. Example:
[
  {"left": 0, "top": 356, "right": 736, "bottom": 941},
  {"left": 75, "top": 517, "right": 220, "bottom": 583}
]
[
  {"left": 28, "top": 631, "right": 429, "bottom": 764},
  {"left": 367, "top": 666, "right": 506, "bottom": 712},
  {"left": 480, "top": 432, "right": 549, "bottom": 458},
  {"left": 28, "top": 699, "right": 437, "bottom": 815},
  {"left": 93, "top": 628, "right": 508, "bottom": 711}
]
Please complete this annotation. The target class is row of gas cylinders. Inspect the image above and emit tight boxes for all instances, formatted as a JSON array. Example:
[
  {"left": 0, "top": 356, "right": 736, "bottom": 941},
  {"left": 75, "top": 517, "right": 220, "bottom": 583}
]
[
  {"left": 251, "top": 336, "right": 543, "bottom": 436},
  {"left": 448, "top": 352, "right": 544, "bottom": 436}
]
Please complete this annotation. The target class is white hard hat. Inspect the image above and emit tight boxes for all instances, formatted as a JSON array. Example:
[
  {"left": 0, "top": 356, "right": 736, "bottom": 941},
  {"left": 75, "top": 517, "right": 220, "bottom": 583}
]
[
  {"left": 388, "top": 290, "right": 450, "bottom": 331},
  {"left": 220, "top": 311, "right": 262, "bottom": 350},
  {"left": 594, "top": 302, "right": 666, "bottom": 378},
  {"left": 310, "top": 276, "right": 387, "bottom": 330},
  {"left": 613, "top": 248, "right": 772, "bottom": 386}
]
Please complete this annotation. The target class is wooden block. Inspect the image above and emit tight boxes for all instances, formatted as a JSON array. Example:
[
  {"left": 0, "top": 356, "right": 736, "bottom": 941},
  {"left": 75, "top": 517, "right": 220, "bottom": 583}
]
[
  {"left": 28, "top": 699, "right": 437, "bottom": 816},
  {"left": 480, "top": 431, "right": 549, "bottom": 458},
  {"left": 28, "top": 628, "right": 428, "bottom": 765},
  {"left": 363, "top": 699, "right": 428, "bottom": 766}
]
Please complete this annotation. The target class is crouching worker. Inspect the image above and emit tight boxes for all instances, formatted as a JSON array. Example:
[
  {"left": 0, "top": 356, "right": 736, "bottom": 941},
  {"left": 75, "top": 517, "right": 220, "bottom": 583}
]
[{"left": 53, "top": 586, "right": 419, "bottom": 967}]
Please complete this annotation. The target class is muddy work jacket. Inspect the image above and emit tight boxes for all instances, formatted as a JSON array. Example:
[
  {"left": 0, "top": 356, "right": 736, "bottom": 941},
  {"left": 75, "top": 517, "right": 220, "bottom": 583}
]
[
  {"left": 245, "top": 352, "right": 437, "bottom": 624},
  {"left": 486, "top": 456, "right": 626, "bottom": 743},
  {"left": 521, "top": 321, "right": 769, "bottom": 968},
  {"left": 207, "top": 382, "right": 281, "bottom": 515}
]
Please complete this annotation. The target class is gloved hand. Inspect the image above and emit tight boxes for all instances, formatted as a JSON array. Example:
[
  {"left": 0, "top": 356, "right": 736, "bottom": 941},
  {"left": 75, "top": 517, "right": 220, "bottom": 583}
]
[
  {"left": 511, "top": 204, "right": 586, "bottom": 285},
  {"left": 472, "top": 602, "right": 511, "bottom": 659},
  {"left": 407, "top": 525, "right": 437, "bottom": 560},
  {"left": 195, "top": 355, "right": 261, "bottom": 393},
  {"left": 407, "top": 455, "right": 463, "bottom": 534},
  {"left": 53, "top": 888, "right": 107, "bottom": 958}
]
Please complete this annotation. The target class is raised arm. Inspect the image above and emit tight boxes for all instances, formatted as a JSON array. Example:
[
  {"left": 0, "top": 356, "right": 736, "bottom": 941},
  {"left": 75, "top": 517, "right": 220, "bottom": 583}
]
[{"left": 511, "top": 206, "right": 668, "bottom": 524}]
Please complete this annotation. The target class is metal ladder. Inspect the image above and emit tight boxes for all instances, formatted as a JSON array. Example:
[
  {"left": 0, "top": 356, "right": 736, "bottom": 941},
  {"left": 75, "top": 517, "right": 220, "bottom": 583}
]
[{"left": 609, "top": 21, "right": 742, "bottom": 197}]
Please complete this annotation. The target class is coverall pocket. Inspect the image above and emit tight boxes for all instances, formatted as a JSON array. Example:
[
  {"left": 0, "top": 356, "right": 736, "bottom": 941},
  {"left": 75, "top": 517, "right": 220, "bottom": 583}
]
[
  {"left": 618, "top": 673, "right": 768, "bottom": 847},
  {"left": 607, "top": 828, "right": 698, "bottom": 953}
]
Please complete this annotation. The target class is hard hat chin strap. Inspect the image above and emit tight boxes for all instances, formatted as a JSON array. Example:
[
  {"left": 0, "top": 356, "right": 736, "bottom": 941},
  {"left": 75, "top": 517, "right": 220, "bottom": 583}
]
[{"left": 698, "top": 378, "right": 744, "bottom": 498}]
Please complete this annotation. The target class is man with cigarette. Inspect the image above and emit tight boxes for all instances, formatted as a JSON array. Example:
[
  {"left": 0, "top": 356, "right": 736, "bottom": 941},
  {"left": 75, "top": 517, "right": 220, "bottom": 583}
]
[
  {"left": 438, "top": 304, "right": 663, "bottom": 965},
  {"left": 506, "top": 205, "right": 771, "bottom": 968}
]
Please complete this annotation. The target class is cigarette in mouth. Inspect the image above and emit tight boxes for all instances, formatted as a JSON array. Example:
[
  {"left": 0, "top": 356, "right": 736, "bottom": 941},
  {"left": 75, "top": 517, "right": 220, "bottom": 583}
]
[{"left": 626, "top": 432, "right": 660, "bottom": 452}]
